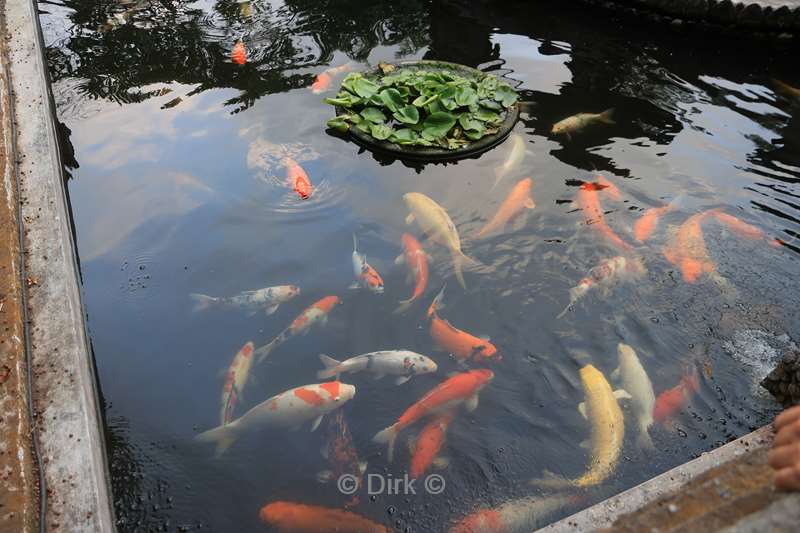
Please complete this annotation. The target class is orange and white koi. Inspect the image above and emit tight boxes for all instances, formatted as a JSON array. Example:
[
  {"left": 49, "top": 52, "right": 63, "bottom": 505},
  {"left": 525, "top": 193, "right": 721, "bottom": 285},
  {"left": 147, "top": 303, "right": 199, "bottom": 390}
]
[
  {"left": 428, "top": 286, "right": 499, "bottom": 364},
  {"left": 373, "top": 369, "right": 494, "bottom": 461},
  {"left": 318, "top": 410, "right": 367, "bottom": 508},
  {"left": 575, "top": 180, "right": 633, "bottom": 251},
  {"left": 196, "top": 381, "right": 355, "bottom": 455},
  {"left": 409, "top": 410, "right": 455, "bottom": 480},
  {"left": 477, "top": 177, "right": 535, "bottom": 239},
  {"left": 220, "top": 341, "right": 254, "bottom": 425},
  {"left": 394, "top": 233, "right": 429, "bottom": 314},
  {"left": 653, "top": 367, "right": 700, "bottom": 425},
  {"left": 350, "top": 234, "right": 384, "bottom": 293},
  {"left": 663, "top": 211, "right": 716, "bottom": 283},
  {"left": 557, "top": 256, "right": 645, "bottom": 319},
  {"left": 231, "top": 41, "right": 247, "bottom": 65},
  {"left": 449, "top": 494, "right": 574, "bottom": 533},
  {"left": 254, "top": 295, "right": 341, "bottom": 363},
  {"left": 311, "top": 64, "right": 354, "bottom": 94},
  {"left": 634, "top": 205, "right": 672, "bottom": 242},
  {"left": 259, "top": 501, "right": 389, "bottom": 533},
  {"left": 286, "top": 157, "right": 312, "bottom": 200}
]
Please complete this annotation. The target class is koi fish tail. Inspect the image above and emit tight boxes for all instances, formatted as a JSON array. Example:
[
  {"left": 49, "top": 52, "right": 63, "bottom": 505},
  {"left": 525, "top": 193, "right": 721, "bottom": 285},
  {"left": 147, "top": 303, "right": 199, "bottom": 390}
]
[
  {"left": 452, "top": 250, "right": 477, "bottom": 289},
  {"left": 255, "top": 334, "right": 283, "bottom": 364},
  {"left": 529, "top": 469, "right": 572, "bottom": 490},
  {"left": 637, "top": 428, "right": 655, "bottom": 451},
  {"left": 427, "top": 285, "right": 446, "bottom": 319},
  {"left": 196, "top": 423, "right": 238, "bottom": 457},
  {"left": 316, "top": 354, "right": 342, "bottom": 379},
  {"left": 189, "top": 293, "right": 218, "bottom": 312},
  {"left": 556, "top": 302, "right": 573, "bottom": 320},
  {"left": 372, "top": 424, "right": 399, "bottom": 463},
  {"left": 491, "top": 167, "right": 504, "bottom": 191},
  {"left": 598, "top": 108, "right": 615, "bottom": 125},
  {"left": 352, "top": 233, "right": 359, "bottom": 253},
  {"left": 394, "top": 296, "right": 416, "bottom": 314}
]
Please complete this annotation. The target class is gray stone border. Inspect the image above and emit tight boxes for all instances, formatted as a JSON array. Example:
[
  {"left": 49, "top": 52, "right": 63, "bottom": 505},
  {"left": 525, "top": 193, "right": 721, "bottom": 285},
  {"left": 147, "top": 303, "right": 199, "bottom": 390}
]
[{"left": 3, "top": 0, "right": 114, "bottom": 531}]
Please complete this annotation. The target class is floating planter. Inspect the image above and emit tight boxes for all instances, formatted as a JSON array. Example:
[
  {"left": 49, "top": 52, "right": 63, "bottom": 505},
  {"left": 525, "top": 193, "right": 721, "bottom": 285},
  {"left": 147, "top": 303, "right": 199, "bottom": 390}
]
[{"left": 325, "top": 60, "right": 520, "bottom": 161}]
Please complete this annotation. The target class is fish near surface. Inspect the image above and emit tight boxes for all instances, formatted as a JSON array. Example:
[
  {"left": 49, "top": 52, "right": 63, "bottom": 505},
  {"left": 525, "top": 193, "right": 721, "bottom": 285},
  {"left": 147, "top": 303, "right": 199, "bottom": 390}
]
[
  {"left": 663, "top": 211, "right": 716, "bottom": 283},
  {"left": 318, "top": 410, "right": 366, "bottom": 508},
  {"left": 557, "top": 256, "right": 645, "bottom": 319},
  {"left": 772, "top": 79, "right": 800, "bottom": 100},
  {"left": 373, "top": 369, "right": 494, "bottom": 461},
  {"left": 449, "top": 494, "right": 574, "bottom": 533},
  {"left": 317, "top": 350, "right": 437, "bottom": 385},
  {"left": 254, "top": 295, "right": 340, "bottom": 363},
  {"left": 190, "top": 284, "right": 300, "bottom": 316},
  {"left": 614, "top": 343, "right": 656, "bottom": 450},
  {"left": 575, "top": 181, "right": 633, "bottom": 252},
  {"left": 286, "top": 157, "right": 313, "bottom": 199},
  {"left": 350, "top": 234, "right": 384, "bottom": 293},
  {"left": 311, "top": 64, "right": 353, "bottom": 94},
  {"left": 196, "top": 381, "right": 355, "bottom": 456},
  {"left": 634, "top": 205, "right": 672, "bottom": 242},
  {"left": 427, "top": 286, "right": 499, "bottom": 364},
  {"left": 476, "top": 178, "right": 535, "bottom": 239},
  {"left": 394, "top": 233, "right": 429, "bottom": 313},
  {"left": 259, "top": 501, "right": 389, "bottom": 533},
  {"left": 220, "top": 341, "right": 254, "bottom": 425},
  {"left": 708, "top": 209, "right": 776, "bottom": 245},
  {"left": 493, "top": 133, "right": 526, "bottom": 189},
  {"left": 409, "top": 410, "right": 455, "bottom": 479},
  {"left": 653, "top": 368, "right": 700, "bottom": 425},
  {"left": 231, "top": 41, "right": 247, "bottom": 65},
  {"left": 551, "top": 108, "right": 614, "bottom": 139},
  {"left": 403, "top": 192, "right": 474, "bottom": 289}
]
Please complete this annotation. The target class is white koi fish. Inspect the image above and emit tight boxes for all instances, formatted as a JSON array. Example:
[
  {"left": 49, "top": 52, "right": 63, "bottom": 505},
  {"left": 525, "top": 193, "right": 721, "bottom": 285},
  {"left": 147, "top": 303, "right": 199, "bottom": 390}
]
[
  {"left": 190, "top": 285, "right": 300, "bottom": 316},
  {"left": 220, "top": 342, "right": 254, "bottom": 425},
  {"left": 551, "top": 109, "right": 615, "bottom": 140},
  {"left": 350, "top": 234, "right": 384, "bottom": 293},
  {"left": 557, "top": 256, "right": 645, "bottom": 319},
  {"left": 317, "top": 350, "right": 437, "bottom": 385},
  {"left": 613, "top": 343, "right": 655, "bottom": 450},
  {"left": 492, "top": 133, "right": 526, "bottom": 190}
]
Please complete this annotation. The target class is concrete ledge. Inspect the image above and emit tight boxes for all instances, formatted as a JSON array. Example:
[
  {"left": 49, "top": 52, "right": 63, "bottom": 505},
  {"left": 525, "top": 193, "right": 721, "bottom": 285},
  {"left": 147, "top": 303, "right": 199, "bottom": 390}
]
[{"left": 3, "top": 0, "right": 114, "bottom": 530}]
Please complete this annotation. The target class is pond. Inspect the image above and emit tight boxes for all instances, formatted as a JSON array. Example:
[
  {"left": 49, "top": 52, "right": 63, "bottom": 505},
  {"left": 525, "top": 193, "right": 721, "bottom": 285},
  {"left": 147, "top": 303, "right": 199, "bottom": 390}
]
[{"left": 41, "top": 0, "right": 800, "bottom": 531}]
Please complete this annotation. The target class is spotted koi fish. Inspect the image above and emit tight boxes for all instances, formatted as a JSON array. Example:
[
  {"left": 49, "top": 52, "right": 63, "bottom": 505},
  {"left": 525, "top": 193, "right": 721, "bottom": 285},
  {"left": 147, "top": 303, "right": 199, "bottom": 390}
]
[
  {"left": 350, "top": 234, "right": 384, "bottom": 293},
  {"left": 557, "top": 256, "right": 645, "bottom": 319},
  {"left": 427, "top": 286, "right": 498, "bottom": 364},
  {"left": 317, "top": 350, "right": 437, "bottom": 385},
  {"left": 190, "top": 285, "right": 300, "bottom": 316},
  {"left": 220, "top": 341, "right": 254, "bottom": 425},
  {"left": 317, "top": 410, "right": 366, "bottom": 507}
]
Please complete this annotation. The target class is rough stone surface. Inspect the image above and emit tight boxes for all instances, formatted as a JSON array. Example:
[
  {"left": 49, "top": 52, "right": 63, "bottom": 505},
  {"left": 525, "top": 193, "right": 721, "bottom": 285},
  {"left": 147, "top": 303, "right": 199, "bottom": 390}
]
[{"left": 761, "top": 348, "right": 800, "bottom": 406}]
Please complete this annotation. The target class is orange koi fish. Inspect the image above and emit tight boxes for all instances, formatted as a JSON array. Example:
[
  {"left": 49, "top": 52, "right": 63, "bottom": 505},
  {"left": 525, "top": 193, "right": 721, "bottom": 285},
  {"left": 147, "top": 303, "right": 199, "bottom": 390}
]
[
  {"left": 318, "top": 410, "right": 366, "bottom": 507},
  {"left": 254, "top": 295, "right": 340, "bottom": 363},
  {"left": 476, "top": 177, "right": 535, "bottom": 239},
  {"left": 634, "top": 205, "right": 672, "bottom": 242},
  {"left": 350, "top": 234, "right": 384, "bottom": 293},
  {"left": 394, "top": 233, "right": 429, "bottom": 314},
  {"left": 597, "top": 174, "right": 622, "bottom": 201},
  {"left": 653, "top": 368, "right": 700, "bottom": 425},
  {"left": 220, "top": 341, "right": 254, "bottom": 425},
  {"left": 259, "top": 501, "right": 389, "bottom": 533},
  {"left": 373, "top": 369, "right": 494, "bottom": 461},
  {"left": 575, "top": 181, "right": 632, "bottom": 251},
  {"left": 663, "top": 211, "right": 716, "bottom": 283},
  {"left": 231, "top": 41, "right": 247, "bottom": 65},
  {"left": 311, "top": 64, "right": 353, "bottom": 94},
  {"left": 427, "top": 287, "right": 499, "bottom": 364},
  {"left": 410, "top": 410, "right": 454, "bottom": 480},
  {"left": 449, "top": 494, "right": 574, "bottom": 533},
  {"left": 286, "top": 157, "right": 312, "bottom": 199},
  {"left": 708, "top": 209, "right": 765, "bottom": 240}
]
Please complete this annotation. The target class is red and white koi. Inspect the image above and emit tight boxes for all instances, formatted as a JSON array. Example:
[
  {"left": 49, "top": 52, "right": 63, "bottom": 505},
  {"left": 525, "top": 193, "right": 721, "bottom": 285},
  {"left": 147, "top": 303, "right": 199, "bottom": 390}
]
[
  {"left": 350, "top": 234, "right": 384, "bottom": 293},
  {"left": 286, "top": 156, "right": 313, "bottom": 199},
  {"left": 317, "top": 350, "right": 437, "bottom": 385},
  {"left": 311, "top": 63, "right": 354, "bottom": 94},
  {"left": 409, "top": 410, "right": 455, "bottom": 480},
  {"left": 189, "top": 284, "right": 300, "bottom": 316},
  {"left": 557, "top": 255, "right": 645, "bottom": 319},
  {"left": 196, "top": 381, "right": 355, "bottom": 456},
  {"left": 428, "top": 287, "right": 499, "bottom": 364},
  {"left": 394, "top": 233, "right": 429, "bottom": 314},
  {"left": 220, "top": 341, "right": 254, "bottom": 425}
]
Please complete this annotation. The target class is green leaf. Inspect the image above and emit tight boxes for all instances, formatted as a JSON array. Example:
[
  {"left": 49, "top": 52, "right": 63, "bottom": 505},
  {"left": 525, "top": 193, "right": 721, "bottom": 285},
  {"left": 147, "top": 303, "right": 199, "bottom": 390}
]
[
  {"left": 412, "top": 93, "right": 437, "bottom": 107},
  {"left": 390, "top": 128, "right": 418, "bottom": 144},
  {"left": 494, "top": 85, "right": 518, "bottom": 107},
  {"left": 369, "top": 123, "right": 394, "bottom": 140},
  {"left": 439, "top": 87, "right": 458, "bottom": 111},
  {"left": 458, "top": 114, "right": 483, "bottom": 132},
  {"left": 455, "top": 86, "right": 478, "bottom": 107},
  {"left": 393, "top": 105, "right": 419, "bottom": 125},
  {"left": 422, "top": 111, "right": 457, "bottom": 139},
  {"left": 352, "top": 77, "right": 380, "bottom": 99},
  {"left": 326, "top": 117, "right": 350, "bottom": 133},
  {"left": 478, "top": 99, "right": 503, "bottom": 111},
  {"left": 473, "top": 108, "right": 501, "bottom": 123},
  {"left": 323, "top": 93, "right": 361, "bottom": 107},
  {"left": 355, "top": 121, "right": 371, "bottom": 133},
  {"left": 378, "top": 88, "right": 405, "bottom": 112},
  {"left": 360, "top": 107, "right": 386, "bottom": 124}
]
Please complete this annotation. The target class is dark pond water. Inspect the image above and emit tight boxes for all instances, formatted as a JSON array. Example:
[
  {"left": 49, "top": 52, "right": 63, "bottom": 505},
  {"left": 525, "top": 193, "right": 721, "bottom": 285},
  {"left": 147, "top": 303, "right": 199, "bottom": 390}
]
[{"left": 41, "top": 0, "right": 800, "bottom": 531}]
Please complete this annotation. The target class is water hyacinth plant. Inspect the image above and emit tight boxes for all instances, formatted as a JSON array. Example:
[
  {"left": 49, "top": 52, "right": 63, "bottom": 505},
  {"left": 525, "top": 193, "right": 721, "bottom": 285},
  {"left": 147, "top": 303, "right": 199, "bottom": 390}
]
[{"left": 325, "top": 64, "right": 519, "bottom": 150}]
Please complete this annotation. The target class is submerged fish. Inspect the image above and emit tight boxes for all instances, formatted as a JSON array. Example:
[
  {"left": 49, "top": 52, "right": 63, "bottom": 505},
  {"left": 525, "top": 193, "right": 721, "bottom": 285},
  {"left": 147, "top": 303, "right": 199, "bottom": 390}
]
[
  {"left": 196, "top": 381, "right": 355, "bottom": 455},
  {"left": 231, "top": 41, "right": 247, "bottom": 65},
  {"left": 286, "top": 157, "right": 313, "bottom": 199},
  {"left": 350, "top": 234, "right": 384, "bottom": 293},
  {"left": 653, "top": 367, "right": 700, "bottom": 425},
  {"left": 575, "top": 180, "right": 633, "bottom": 252},
  {"left": 557, "top": 256, "right": 645, "bottom": 319},
  {"left": 190, "top": 285, "right": 300, "bottom": 316},
  {"left": 428, "top": 286, "right": 499, "bottom": 364},
  {"left": 220, "top": 341, "right": 254, "bottom": 425},
  {"left": 449, "top": 494, "right": 573, "bottom": 533},
  {"left": 409, "top": 410, "right": 454, "bottom": 480},
  {"left": 394, "top": 233, "right": 429, "bottom": 314},
  {"left": 311, "top": 64, "right": 354, "bottom": 94},
  {"left": 254, "top": 295, "right": 341, "bottom": 363},
  {"left": 708, "top": 209, "right": 766, "bottom": 241},
  {"left": 551, "top": 109, "right": 614, "bottom": 139},
  {"left": 493, "top": 133, "right": 526, "bottom": 189},
  {"left": 259, "top": 501, "right": 388, "bottom": 533},
  {"left": 634, "top": 204, "right": 672, "bottom": 242},
  {"left": 403, "top": 192, "right": 474, "bottom": 289},
  {"left": 317, "top": 350, "right": 437, "bottom": 385},
  {"left": 663, "top": 211, "right": 716, "bottom": 283},
  {"left": 477, "top": 177, "right": 535, "bottom": 239},
  {"left": 373, "top": 369, "right": 494, "bottom": 461},
  {"left": 613, "top": 343, "right": 655, "bottom": 450},
  {"left": 772, "top": 79, "right": 800, "bottom": 100},
  {"left": 318, "top": 410, "right": 366, "bottom": 508}
]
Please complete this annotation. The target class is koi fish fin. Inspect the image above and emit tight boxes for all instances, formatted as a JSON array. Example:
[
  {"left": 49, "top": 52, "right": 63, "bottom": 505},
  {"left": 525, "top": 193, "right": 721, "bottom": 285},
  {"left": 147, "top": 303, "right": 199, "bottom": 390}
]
[
  {"left": 478, "top": 334, "right": 491, "bottom": 342},
  {"left": 430, "top": 285, "right": 446, "bottom": 314},
  {"left": 195, "top": 423, "right": 238, "bottom": 457},
  {"left": 565, "top": 132, "right": 572, "bottom": 142},
  {"left": 352, "top": 233, "right": 359, "bottom": 253},
  {"left": 529, "top": 469, "right": 572, "bottom": 490},
  {"left": 465, "top": 393, "right": 479, "bottom": 412},
  {"left": 320, "top": 445, "right": 329, "bottom": 460},
  {"left": 316, "top": 470, "right": 333, "bottom": 483},
  {"left": 491, "top": 167, "right": 504, "bottom": 191},
  {"left": 598, "top": 108, "right": 615, "bottom": 125},
  {"left": 348, "top": 283, "right": 361, "bottom": 290},
  {"left": 395, "top": 375, "right": 412, "bottom": 386},
  {"left": 359, "top": 461, "right": 368, "bottom": 475},
  {"left": 556, "top": 302, "right": 573, "bottom": 320},
  {"left": 245, "top": 309, "right": 259, "bottom": 318},
  {"left": 407, "top": 435, "right": 418, "bottom": 454},
  {"left": 524, "top": 197, "right": 536, "bottom": 210},
  {"left": 452, "top": 250, "right": 478, "bottom": 290},
  {"left": 393, "top": 298, "right": 414, "bottom": 315},
  {"left": 372, "top": 424, "right": 399, "bottom": 463},
  {"left": 610, "top": 367, "right": 620, "bottom": 381},
  {"left": 394, "top": 254, "right": 405, "bottom": 265},
  {"left": 637, "top": 429, "right": 655, "bottom": 451},
  {"left": 373, "top": 373, "right": 386, "bottom": 380},
  {"left": 577, "top": 402, "right": 587, "bottom": 420},
  {"left": 613, "top": 389, "right": 632, "bottom": 401},
  {"left": 264, "top": 304, "right": 279, "bottom": 316},
  {"left": 254, "top": 341, "right": 275, "bottom": 365},
  {"left": 433, "top": 457, "right": 450, "bottom": 469},
  {"left": 310, "top": 415, "right": 324, "bottom": 432},
  {"left": 189, "top": 293, "right": 218, "bottom": 312},
  {"left": 579, "top": 439, "right": 590, "bottom": 450},
  {"left": 317, "top": 354, "right": 342, "bottom": 379},
  {"left": 405, "top": 213, "right": 416, "bottom": 225}
]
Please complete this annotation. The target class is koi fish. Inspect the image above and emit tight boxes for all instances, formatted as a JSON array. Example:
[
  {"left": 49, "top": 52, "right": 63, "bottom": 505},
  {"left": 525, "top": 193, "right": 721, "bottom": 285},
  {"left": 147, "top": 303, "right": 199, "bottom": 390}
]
[
  {"left": 238, "top": 0, "right": 252, "bottom": 18},
  {"left": 318, "top": 411, "right": 367, "bottom": 508},
  {"left": 551, "top": 109, "right": 614, "bottom": 139},
  {"left": 557, "top": 256, "right": 645, "bottom": 319},
  {"left": 634, "top": 205, "right": 672, "bottom": 242},
  {"left": 653, "top": 367, "right": 700, "bottom": 425},
  {"left": 596, "top": 174, "right": 622, "bottom": 201},
  {"left": 196, "top": 381, "right": 355, "bottom": 456},
  {"left": 409, "top": 410, "right": 454, "bottom": 480},
  {"left": 575, "top": 180, "right": 633, "bottom": 251},
  {"left": 373, "top": 369, "right": 494, "bottom": 461},
  {"left": 231, "top": 41, "right": 247, "bottom": 65},
  {"left": 394, "top": 233, "right": 429, "bottom": 314},
  {"left": 189, "top": 285, "right": 300, "bottom": 316},
  {"left": 350, "top": 234, "right": 384, "bottom": 293},
  {"left": 254, "top": 295, "right": 340, "bottom": 364},
  {"left": 663, "top": 211, "right": 716, "bottom": 283},
  {"left": 477, "top": 178, "right": 535, "bottom": 239},
  {"left": 772, "top": 79, "right": 800, "bottom": 100},
  {"left": 449, "top": 494, "right": 574, "bottom": 533},
  {"left": 403, "top": 192, "right": 475, "bottom": 289},
  {"left": 317, "top": 350, "right": 437, "bottom": 385},
  {"left": 259, "top": 501, "right": 389, "bottom": 533},
  {"left": 286, "top": 157, "right": 312, "bottom": 199},
  {"left": 708, "top": 209, "right": 765, "bottom": 240},
  {"left": 428, "top": 286, "right": 499, "bottom": 364},
  {"left": 613, "top": 343, "right": 655, "bottom": 450},
  {"left": 220, "top": 342, "right": 254, "bottom": 425},
  {"left": 493, "top": 133, "right": 526, "bottom": 189},
  {"left": 311, "top": 64, "right": 354, "bottom": 94}
]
